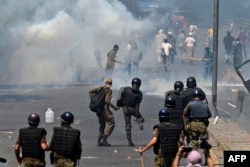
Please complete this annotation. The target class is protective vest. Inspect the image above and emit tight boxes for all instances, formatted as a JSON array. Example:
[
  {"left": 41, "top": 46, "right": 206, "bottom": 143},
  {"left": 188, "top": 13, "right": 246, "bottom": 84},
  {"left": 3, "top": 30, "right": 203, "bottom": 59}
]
[
  {"left": 153, "top": 123, "right": 179, "bottom": 155},
  {"left": 53, "top": 127, "right": 79, "bottom": 158},
  {"left": 20, "top": 127, "right": 45, "bottom": 160},
  {"left": 122, "top": 87, "right": 142, "bottom": 107},
  {"left": 169, "top": 109, "right": 184, "bottom": 131},
  {"left": 189, "top": 101, "right": 209, "bottom": 118},
  {"left": 184, "top": 87, "right": 206, "bottom": 105},
  {"left": 167, "top": 91, "right": 186, "bottom": 110}
]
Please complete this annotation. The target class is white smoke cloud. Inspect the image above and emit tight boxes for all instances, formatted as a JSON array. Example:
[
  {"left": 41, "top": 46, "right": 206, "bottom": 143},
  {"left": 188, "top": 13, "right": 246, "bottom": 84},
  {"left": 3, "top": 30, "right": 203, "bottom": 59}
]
[{"left": 0, "top": 0, "right": 161, "bottom": 84}]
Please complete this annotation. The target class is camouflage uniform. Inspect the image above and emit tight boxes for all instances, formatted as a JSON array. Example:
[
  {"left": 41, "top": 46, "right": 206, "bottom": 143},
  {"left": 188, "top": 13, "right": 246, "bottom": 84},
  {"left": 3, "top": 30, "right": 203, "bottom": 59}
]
[
  {"left": 89, "top": 84, "right": 117, "bottom": 146},
  {"left": 153, "top": 122, "right": 182, "bottom": 167},
  {"left": 183, "top": 98, "right": 212, "bottom": 149}
]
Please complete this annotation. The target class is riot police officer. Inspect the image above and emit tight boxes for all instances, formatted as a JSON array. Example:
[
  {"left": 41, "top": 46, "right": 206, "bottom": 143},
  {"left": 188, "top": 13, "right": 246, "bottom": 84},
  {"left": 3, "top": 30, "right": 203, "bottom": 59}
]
[
  {"left": 134, "top": 108, "right": 184, "bottom": 167},
  {"left": 184, "top": 76, "right": 207, "bottom": 106},
  {"left": 183, "top": 88, "right": 212, "bottom": 149},
  {"left": 165, "top": 81, "right": 186, "bottom": 110},
  {"left": 15, "top": 113, "right": 49, "bottom": 167},
  {"left": 49, "top": 111, "right": 82, "bottom": 167},
  {"left": 116, "top": 77, "right": 144, "bottom": 146},
  {"left": 164, "top": 95, "right": 184, "bottom": 133}
]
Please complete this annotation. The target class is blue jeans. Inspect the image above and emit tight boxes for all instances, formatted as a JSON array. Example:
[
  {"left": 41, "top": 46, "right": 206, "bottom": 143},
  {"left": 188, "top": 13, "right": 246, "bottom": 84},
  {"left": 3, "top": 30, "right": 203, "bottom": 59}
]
[{"left": 224, "top": 48, "right": 232, "bottom": 60}]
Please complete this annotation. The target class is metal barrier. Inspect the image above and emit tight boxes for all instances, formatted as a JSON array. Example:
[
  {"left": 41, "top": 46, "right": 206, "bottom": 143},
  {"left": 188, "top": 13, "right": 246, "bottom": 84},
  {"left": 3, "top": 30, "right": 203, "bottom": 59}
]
[{"left": 234, "top": 90, "right": 250, "bottom": 133}]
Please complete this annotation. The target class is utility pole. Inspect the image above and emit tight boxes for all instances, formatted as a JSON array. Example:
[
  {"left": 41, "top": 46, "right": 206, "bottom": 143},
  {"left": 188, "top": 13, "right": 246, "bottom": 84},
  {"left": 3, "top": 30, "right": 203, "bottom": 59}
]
[{"left": 212, "top": 0, "right": 219, "bottom": 118}]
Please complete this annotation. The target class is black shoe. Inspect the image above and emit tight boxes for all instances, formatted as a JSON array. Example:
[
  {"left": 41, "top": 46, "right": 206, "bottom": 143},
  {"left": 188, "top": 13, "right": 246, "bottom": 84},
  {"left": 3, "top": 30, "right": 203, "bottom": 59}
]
[
  {"left": 101, "top": 140, "right": 111, "bottom": 146},
  {"left": 128, "top": 140, "right": 135, "bottom": 147}
]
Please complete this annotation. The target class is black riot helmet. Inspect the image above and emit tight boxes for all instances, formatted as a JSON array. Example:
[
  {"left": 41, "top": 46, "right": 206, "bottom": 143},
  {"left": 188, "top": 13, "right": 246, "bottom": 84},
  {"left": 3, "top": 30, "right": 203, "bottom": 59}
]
[
  {"left": 131, "top": 78, "right": 141, "bottom": 90},
  {"left": 61, "top": 111, "right": 74, "bottom": 124},
  {"left": 174, "top": 81, "right": 184, "bottom": 92},
  {"left": 165, "top": 95, "right": 176, "bottom": 108},
  {"left": 158, "top": 108, "right": 170, "bottom": 122},
  {"left": 28, "top": 113, "right": 40, "bottom": 126},
  {"left": 193, "top": 88, "right": 202, "bottom": 98},
  {"left": 186, "top": 76, "right": 197, "bottom": 88}
]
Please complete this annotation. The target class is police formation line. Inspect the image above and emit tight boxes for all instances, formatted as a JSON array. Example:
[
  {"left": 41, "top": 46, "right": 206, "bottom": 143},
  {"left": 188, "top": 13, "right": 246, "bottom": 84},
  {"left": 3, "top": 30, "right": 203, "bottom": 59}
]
[{"left": 14, "top": 76, "right": 213, "bottom": 167}]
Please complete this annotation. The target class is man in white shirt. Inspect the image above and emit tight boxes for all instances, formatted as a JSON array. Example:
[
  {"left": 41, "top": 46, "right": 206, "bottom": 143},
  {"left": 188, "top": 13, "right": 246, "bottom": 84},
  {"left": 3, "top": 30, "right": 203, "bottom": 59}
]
[{"left": 161, "top": 38, "right": 172, "bottom": 71}]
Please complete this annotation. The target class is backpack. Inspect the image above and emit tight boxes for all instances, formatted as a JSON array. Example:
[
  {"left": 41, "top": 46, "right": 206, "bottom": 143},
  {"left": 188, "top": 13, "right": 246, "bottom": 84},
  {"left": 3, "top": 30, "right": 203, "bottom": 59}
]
[{"left": 89, "top": 87, "right": 106, "bottom": 113}]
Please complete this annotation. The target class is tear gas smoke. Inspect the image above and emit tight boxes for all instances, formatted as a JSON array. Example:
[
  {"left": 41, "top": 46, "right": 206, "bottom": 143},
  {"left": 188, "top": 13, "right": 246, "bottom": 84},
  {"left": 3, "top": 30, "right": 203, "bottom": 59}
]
[{"left": 0, "top": 0, "right": 159, "bottom": 85}]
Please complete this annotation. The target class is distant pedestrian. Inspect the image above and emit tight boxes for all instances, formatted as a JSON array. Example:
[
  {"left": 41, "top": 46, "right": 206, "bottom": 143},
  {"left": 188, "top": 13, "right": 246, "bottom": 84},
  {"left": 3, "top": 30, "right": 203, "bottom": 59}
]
[
  {"left": 101, "top": 45, "right": 119, "bottom": 81},
  {"left": 223, "top": 31, "right": 235, "bottom": 64},
  {"left": 134, "top": 108, "right": 184, "bottom": 167},
  {"left": 203, "top": 46, "right": 213, "bottom": 81},
  {"left": 155, "top": 29, "right": 167, "bottom": 63},
  {"left": 49, "top": 111, "right": 82, "bottom": 167},
  {"left": 15, "top": 113, "right": 49, "bottom": 167},
  {"left": 89, "top": 77, "right": 119, "bottom": 146},
  {"left": 116, "top": 78, "right": 144, "bottom": 146},
  {"left": 167, "top": 32, "right": 177, "bottom": 63},
  {"left": 233, "top": 38, "right": 243, "bottom": 69},
  {"left": 131, "top": 42, "right": 142, "bottom": 77},
  {"left": 161, "top": 38, "right": 172, "bottom": 71},
  {"left": 177, "top": 30, "right": 186, "bottom": 58},
  {"left": 184, "top": 33, "right": 196, "bottom": 65}
]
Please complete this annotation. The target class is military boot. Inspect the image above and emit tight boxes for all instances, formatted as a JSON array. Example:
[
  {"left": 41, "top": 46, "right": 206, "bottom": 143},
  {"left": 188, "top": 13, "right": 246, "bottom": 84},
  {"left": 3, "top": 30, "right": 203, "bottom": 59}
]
[
  {"left": 128, "top": 139, "right": 135, "bottom": 147},
  {"left": 97, "top": 137, "right": 103, "bottom": 147},
  {"left": 135, "top": 118, "right": 144, "bottom": 131},
  {"left": 101, "top": 136, "right": 111, "bottom": 146}
]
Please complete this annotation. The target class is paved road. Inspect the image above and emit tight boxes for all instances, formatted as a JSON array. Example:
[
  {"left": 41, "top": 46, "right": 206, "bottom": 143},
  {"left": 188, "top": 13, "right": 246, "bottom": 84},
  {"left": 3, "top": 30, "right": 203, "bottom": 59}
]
[{"left": 0, "top": 43, "right": 248, "bottom": 167}]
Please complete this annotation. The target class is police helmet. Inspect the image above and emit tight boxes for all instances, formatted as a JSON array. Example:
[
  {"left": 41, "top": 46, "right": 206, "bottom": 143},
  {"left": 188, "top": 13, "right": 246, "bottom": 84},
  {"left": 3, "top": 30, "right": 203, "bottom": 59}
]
[
  {"left": 28, "top": 113, "right": 40, "bottom": 126},
  {"left": 165, "top": 95, "right": 176, "bottom": 108},
  {"left": 193, "top": 88, "right": 202, "bottom": 98},
  {"left": 174, "top": 81, "right": 184, "bottom": 92},
  {"left": 131, "top": 78, "right": 141, "bottom": 90},
  {"left": 186, "top": 76, "right": 197, "bottom": 88},
  {"left": 158, "top": 108, "right": 170, "bottom": 122},
  {"left": 61, "top": 111, "right": 74, "bottom": 124}
]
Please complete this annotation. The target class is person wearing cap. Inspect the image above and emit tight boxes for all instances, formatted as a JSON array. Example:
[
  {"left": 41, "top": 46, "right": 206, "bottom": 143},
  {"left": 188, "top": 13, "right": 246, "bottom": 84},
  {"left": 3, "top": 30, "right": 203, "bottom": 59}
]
[
  {"left": 49, "top": 111, "right": 82, "bottom": 167},
  {"left": 172, "top": 145, "right": 215, "bottom": 167},
  {"left": 155, "top": 29, "right": 167, "bottom": 64},
  {"left": 89, "top": 77, "right": 119, "bottom": 146},
  {"left": 134, "top": 108, "right": 184, "bottom": 167},
  {"left": 203, "top": 46, "right": 213, "bottom": 81},
  {"left": 15, "top": 113, "right": 49, "bottom": 167},
  {"left": 184, "top": 33, "right": 196, "bottom": 65}
]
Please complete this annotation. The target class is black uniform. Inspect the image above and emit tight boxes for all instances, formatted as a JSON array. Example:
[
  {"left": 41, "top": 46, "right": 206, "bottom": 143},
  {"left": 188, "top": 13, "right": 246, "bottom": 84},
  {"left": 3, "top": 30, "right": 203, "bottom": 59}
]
[
  {"left": 50, "top": 124, "right": 82, "bottom": 167},
  {"left": 16, "top": 126, "right": 47, "bottom": 167},
  {"left": 117, "top": 86, "right": 144, "bottom": 146},
  {"left": 165, "top": 90, "right": 186, "bottom": 110}
]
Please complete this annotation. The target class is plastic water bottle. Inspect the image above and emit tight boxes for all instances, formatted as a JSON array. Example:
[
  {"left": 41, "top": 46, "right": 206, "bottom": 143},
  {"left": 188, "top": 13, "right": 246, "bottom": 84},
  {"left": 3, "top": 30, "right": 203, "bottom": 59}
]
[{"left": 45, "top": 108, "right": 54, "bottom": 123}]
